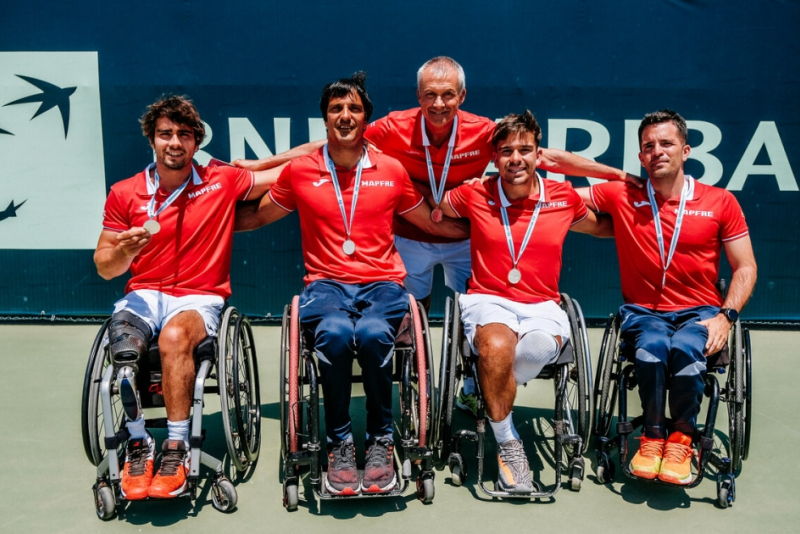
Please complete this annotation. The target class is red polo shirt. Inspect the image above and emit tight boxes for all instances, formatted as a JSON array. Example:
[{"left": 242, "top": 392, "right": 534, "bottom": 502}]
[
  {"left": 365, "top": 108, "right": 496, "bottom": 243},
  {"left": 102, "top": 163, "right": 255, "bottom": 298},
  {"left": 590, "top": 179, "right": 750, "bottom": 310},
  {"left": 448, "top": 176, "right": 588, "bottom": 304},
  {"left": 268, "top": 147, "right": 423, "bottom": 286}
]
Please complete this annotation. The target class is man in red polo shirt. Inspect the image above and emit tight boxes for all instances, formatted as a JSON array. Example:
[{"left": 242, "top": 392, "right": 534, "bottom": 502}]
[
  {"left": 94, "top": 96, "right": 281, "bottom": 500},
  {"left": 234, "top": 56, "right": 635, "bottom": 416},
  {"left": 579, "top": 109, "right": 757, "bottom": 485},
  {"left": 434, "top": 111, "right": 612, "bottom": 493},
  {"left": 235, "top": 73, "right": 466, "bottom": 496}
]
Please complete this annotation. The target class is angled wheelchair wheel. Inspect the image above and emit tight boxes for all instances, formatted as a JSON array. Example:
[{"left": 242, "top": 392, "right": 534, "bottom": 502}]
[
  {"left": 280, "top": 296, "right": 301, "bottom": 456},
  {"left": 409, "top": 295, "right": 430, "bottom": 448},
  {"left": 726, "top": 320, "right": 746, "bottom": 472},
  {"left": 743, "top": 327, "right": 753, "bottom": 461},
  {"left": 593, "top": 314, "right": 621, "bottom": 440},
  {"left": 81, "top": 319, "right": 125, "bottom": 466},
  {"left": 560, "top": 294, "right": 592, "bottom": 453},
  {"left": 435, "top": 295, "right": 459, "bottom": 459},
  {"left": 219, "top": 306, "right": 261, "bottom": 472}
]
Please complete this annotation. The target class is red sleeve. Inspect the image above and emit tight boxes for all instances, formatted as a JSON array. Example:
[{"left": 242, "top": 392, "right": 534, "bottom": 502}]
[
  {"left": 364, "top": 116, "right": 391, "bottom": 148},
  {"left": 720, "top": 190, "right": 750, "bottom": 242},
  {"left": 208, "top": 160, "right": 255, "bottom": 200},
  {"left": 447, "top": 183, "right": 472, "bottom": 219},
  {"left": 102, "top": 187, "right": 129, "bottom": 233},
  {"left": 396, "top": 166, "right": 424, "bottom": 214},
  {"left": 589, "top": 181, "right": 621, "bottom": 214},
  {"left": 267, "top": 164, "right": 296, "bottom": 212},
  {"left": 567, "top": 184, "right": 589, "bottom": 224}
]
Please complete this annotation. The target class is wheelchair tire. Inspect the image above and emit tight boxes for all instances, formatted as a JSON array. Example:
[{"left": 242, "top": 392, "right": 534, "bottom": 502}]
[
  {"left": 218, "top": 307, "right": 261, "bottom": 473},
  {"left": 560, "top": 294, "right": 592, "bottom": 452},
  {"left": 287, "top": 296, "right": 301, "bottom": 454},
  {"left": 743, "top": 327, "right": 752, "bottom": 461},
  {"left": 436, "top": 295, "right": 460, "bottom": 459},
  {"left": 409, "top": 295, "right": 429, "bottom": 448},
  {"left": 211, "top": 478, "right": 237, "bottom": 513},
  {"left": 81, "top": 319, "right": 126, "bottom": 467},
  {"left": 94, "top": 483, "right": 116, "bottom": 521},
  {"left": 726, "top": 320, "right": 746, "bottom": 472},
  {"left": 594, "top": 314, "right": 621, "bottom": 440}
]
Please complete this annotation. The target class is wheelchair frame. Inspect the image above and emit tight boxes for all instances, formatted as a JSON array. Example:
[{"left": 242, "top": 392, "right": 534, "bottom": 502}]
[
  {"left": 81, "top": 306, "right": 261, "bottom": 520},
  {"left": 279, "top": 294, "right": 436, "bottom": 511},
  {"left": 592, "top": 312, "right": 752, "bottom": 508},
  {"left": 435, "top": 292, "right": 593, "bottom": 500}
]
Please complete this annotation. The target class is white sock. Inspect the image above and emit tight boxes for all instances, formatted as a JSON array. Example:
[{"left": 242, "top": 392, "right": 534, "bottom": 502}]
[
  {"left": 489, "top": 412, "right": 520, "bottom": 444},
  {"left": 126, "top": 415, "right": 147, "bottom": 440},
  {"left": 462, "top": 376, "right": 476, "bottom": 395},
  {"left": 514, "top": 331, "right": 559, "bottom": 385},
  {"left": 167, "top": 418, "right": 190, "bottom": 446}
]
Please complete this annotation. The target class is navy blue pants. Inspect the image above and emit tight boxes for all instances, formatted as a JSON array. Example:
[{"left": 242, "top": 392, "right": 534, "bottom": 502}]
[
  {"left": 299, "top": 280, "right": 408, "bottom": 442},
  {"left": 619, "top": 304, "right": 720, "bottom": 440}
]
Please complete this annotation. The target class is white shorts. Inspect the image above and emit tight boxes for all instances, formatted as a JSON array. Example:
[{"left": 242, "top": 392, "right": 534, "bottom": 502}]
[
  {"left": 395, "top": 236, "right": 471, "bottom": 298},
  {"left": 112, "top": 290, "right": 225, "bottom": 337},
  {"left": 459, "top": 293, "right": 570, "bottom": 355}
]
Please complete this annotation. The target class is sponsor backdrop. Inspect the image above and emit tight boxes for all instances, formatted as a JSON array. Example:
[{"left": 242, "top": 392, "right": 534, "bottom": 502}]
[{"left": 1, "top": 1, "right": 798, "bottom": 321}]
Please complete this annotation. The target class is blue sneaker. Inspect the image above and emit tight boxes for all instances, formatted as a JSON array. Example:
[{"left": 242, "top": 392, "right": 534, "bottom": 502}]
[{"left": 456, "top": 388, "right": 478, "bottom": 417}]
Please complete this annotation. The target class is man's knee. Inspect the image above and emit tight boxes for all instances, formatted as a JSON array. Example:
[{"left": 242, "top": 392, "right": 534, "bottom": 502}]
[
  {"left": 158, "top": 312, "right": 206, "bottom": 359},
  {"left": 108, "top": 310, "right": 152, "bottom": 370}
]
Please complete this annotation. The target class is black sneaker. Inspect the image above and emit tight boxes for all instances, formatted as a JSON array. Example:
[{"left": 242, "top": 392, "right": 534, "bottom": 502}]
[
  {"left": 361, "top": 436, "right": 396, "bottom": 493},
  {"left": 325, "top": 440, "right": 360, "bottom": 495},
  {"left": 496, "top": 439, "right": 534, "bottom": 493}
]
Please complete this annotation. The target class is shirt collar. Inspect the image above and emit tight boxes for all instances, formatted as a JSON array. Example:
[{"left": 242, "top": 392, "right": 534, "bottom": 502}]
[
  {"left": 143, "top": 162, "right": 202, "bottom": 194},
  {"left": 319, "top": 145, "right": 374, "bottom": 174},
  {"left": 497, "top": 172, "right": 546, "bottom": 208},
  {"left": 414, "top": 109, "right": 462, "bottom": 149}
]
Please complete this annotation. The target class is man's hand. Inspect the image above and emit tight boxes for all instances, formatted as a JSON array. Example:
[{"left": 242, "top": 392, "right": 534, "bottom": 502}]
[
  {"left": 462, "top": 174, "right": 493, "bottom": 186},
  {"left": 116, "top": 227, "right": 152, "bottom": 258},
  {"left": 697, "top": 314, "right": 731, "bottom": 356},
  {"left": 623, "top": 172, "right": 645, "bottom": 188},
  {"left": 232, "top": 159, "right": 262, "bottom": 171}
]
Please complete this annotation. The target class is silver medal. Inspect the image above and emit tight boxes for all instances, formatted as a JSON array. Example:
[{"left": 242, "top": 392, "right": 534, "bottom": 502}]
[
  {"left": 507, "top": 268, "right": 522, "bottom": 285},
  {"left": 143, "top": 219, "right": 161, "bottom": 234},
  {"left": 343, "top": 239, "right": 356, "bottom": 255}
]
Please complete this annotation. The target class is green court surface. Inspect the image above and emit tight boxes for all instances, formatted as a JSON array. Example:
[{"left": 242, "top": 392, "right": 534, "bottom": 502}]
[{"left": 1, "top": 324, "right": 796, "bottom": 533}]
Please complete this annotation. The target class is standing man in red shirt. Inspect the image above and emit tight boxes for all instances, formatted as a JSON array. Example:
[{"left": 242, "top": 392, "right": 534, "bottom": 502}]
[
  {"left": 580, "top": 109, "right": 757, "bottom": 485},
  {"left": 94, "top": 96, "right": 281, "bottom": 501},
  {"left": 235, "top": 56, "right": 635, "bottom": 415},
  {"left": 235, "top": 73, "right": 467, "bottom": 496},
  {"left": 434, "top": 111, "right": 612, "bottom": 493}
]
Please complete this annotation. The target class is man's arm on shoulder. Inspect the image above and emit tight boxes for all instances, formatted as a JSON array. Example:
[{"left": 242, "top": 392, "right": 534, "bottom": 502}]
[
  {"left": 234, "top": 192, "right": 292, "bottom": 232},
  {"left": 698, "top": 235, "right": 757, "bottom": 354},
  {"left": 94, "top": 228, "right": 150, "bottom": 280},
  {"left": 539, "top": 148, "right": 643, "bottom": 187},
  {"left": 570, "top": 210, "right": 614, "bottom": 237},
  {"left": 233, "top": 140, "right": 326, "bottom": 171},
  {"left": 401, "top": 200, "right": 469, "bottom": 240},
  {"left": 249, "top": 162, "right": 289, "bottom": 199}
]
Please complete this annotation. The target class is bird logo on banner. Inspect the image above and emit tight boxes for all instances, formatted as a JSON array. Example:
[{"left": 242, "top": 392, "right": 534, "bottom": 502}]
[{"left": 3, "top": 75, "right": 77, "bottom": 138}]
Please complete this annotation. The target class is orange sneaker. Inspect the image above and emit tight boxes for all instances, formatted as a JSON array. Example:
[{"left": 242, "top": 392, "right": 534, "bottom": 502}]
[
  {"left": 148, "top": 439, "right": 189, "bottom": 498},
  {"left": 121, "top": 434, "right": 155, "bottom": 500},
  {"left": 658, "top": 432, "right": 694, "bottom": 485},
  {"left": 629, "top": 436, "right": 665, "bottom": 479}
]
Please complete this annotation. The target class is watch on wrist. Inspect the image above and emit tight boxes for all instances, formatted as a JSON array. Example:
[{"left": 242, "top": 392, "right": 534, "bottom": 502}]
[{"left": 720, "top": 308, "right": 739, "bottom": 322}]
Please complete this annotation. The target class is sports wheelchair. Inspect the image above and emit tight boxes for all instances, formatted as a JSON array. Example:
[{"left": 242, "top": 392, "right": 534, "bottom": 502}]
[
  {"left": 592, "top": 305, "right": 752, "bottom": 508},
  {"left": 435, "top": 293, "right": 593, "bottom": 500},
  {"left": 279, "top": 294, "right": 435, "bottom": 511},
  {"left": 81, "top": 306, "right": 261, "bottom": 520}
]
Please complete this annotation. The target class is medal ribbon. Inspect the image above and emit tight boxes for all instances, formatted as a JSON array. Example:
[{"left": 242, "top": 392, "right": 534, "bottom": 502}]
[
  {"left": 323, "top": 145, "right": 365, "bottom": 241},
  {"left": 421, "top": 115, "right": 458, "bottom": 207},
  {"left": 146, "top": 163, "right": 193, "bottom": 221},
  {"left": 646, "top": 176, "right": 694, "bottom": 288},
  {"left": 499, "top": 174, "right": 545, "bottom": 270}
]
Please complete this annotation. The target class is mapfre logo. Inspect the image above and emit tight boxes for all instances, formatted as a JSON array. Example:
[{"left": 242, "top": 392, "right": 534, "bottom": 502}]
[{"left": 0, "top": 52, "right": 106, "bottom": 249}]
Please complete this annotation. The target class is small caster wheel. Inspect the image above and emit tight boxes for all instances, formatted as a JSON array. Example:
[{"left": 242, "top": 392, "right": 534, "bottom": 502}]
[
  {"left": 568, "top": 459, "right": 585, "bottom": 491},
  {"left": 595, "top": 453, "right": 614, "bottom": 484},
  {"left": 402, "top": 458, "right": 412, "bottom": 479},
  {"left": 284, "top": 482, "right": 299, "bottom": 511},
  {"left": 94, "top": 484, "right": 116, "bottom": 521},
  {"left": 417, "top": 475, "right": 435, "bottom": 503},
  {"left": 717, "top": 477, "right": 734, "bottom": 509},
  {"left": 450, "top": 462, "right": 463, "bottom": 486},
  {"left": 212, "top": 479, "right": 237, "bottom": 512}
]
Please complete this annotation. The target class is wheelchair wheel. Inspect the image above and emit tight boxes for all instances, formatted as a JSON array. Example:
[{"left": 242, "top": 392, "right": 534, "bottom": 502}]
[
  {"left": 218, "top": 306, "right": 262, "bottom": 472},
  {"left": 743, "top": 327, "right": 752, "bottom": 461},
  {"left": 409, "top": 295, "right": 430, "bottom": 448},
  {"left": 560, "top": 294, "right": 592, "bottom": 452},
  {"left": 81, "top": 319, "right": 125, "bottom": 466},
  {"left": 726, "top": 320, "right": 746, "bottom": 472},
  {"left": 280, "top": 296, "right": 301, "bottom": 455},
  {"left": 593, "top": 314, "right": 621, "bottom": 439},
  {"left": 435, "top": 295, "right": 459, "bottom": 459}
]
